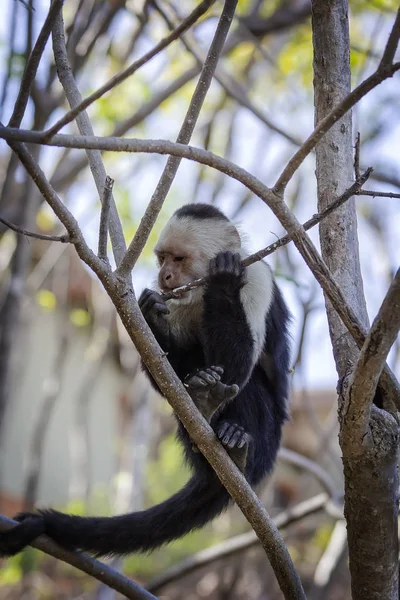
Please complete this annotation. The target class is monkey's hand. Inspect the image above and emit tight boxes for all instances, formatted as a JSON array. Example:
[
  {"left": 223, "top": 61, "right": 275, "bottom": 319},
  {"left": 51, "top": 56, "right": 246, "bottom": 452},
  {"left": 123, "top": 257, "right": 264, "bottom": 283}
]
[
  {"left": 184, "top": 366, "right": 239, "bottom": 422},
  {"left": 139, "top": 288, "right": 170, "bottom": 343},
  {"left": 0, "top": 513, "right": 44, "bottom": 557},
  {"left": 208, "top": 251, "right": 244, "bottom": 293}
]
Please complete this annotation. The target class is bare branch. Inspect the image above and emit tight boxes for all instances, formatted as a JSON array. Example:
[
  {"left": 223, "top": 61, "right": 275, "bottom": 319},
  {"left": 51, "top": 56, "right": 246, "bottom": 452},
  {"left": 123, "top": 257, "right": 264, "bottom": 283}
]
[
  {"left": 44, "top": 0, "right": 216, "bottom": 138},
  {"left": 344, "top": 268, "right": 400, "bottom": 443},
  {"left": 9, "top": 0, "right": 64, "bottom": 128},
  {"left": 274, "top": 61, "right": 400, "bottom": 192},
  {"left": 148, "top": 493, "right": 337, "bottom": 594},
  {"left": 0, "top": 214, "right": 69, "bottom": 243},
  {"left": 379, "top": 7, "right": 400, "bottom": 69},
  {"left": 116, "top": 0, "right": 239, "bottom": 279},
  {"left": 98, "top": 176, "right": 114, "bottom": 261},
  {"left": 356, "top": 189, "right": 400, "bottom": 199},
  {"left": 0, "top": 516, "right": 157, "bottom": 600},
  {"left": 51, "top": 8, "right": 126, "bottom": 266},
  {"left": 354, "top": 132, "right": 361, "bottom": 180}
]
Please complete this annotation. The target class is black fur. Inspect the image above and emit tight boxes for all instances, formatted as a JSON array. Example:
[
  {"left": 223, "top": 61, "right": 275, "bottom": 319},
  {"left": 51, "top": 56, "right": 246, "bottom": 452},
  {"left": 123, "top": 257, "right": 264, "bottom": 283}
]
[
  {"left": 174, "top": 203, "right": 228, "bottom": 221},
  {"left": 0, "top": 230, "right": 290, "bottom": 559}
]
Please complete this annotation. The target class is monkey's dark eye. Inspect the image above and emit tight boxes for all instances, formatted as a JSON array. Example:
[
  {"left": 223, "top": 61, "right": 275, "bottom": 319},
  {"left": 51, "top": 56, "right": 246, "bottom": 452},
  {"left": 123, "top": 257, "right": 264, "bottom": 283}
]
[
  {"left": 158, "top": 255, "right": 165, "bottom": 265},
  {"left": 174, "top": 256, "right": 185, "bottom": 262}
]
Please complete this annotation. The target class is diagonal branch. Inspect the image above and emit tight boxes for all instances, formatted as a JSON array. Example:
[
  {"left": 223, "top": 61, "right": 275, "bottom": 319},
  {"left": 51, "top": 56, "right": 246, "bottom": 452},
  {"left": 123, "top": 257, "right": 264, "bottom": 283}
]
[
  {"left": 116, "top": 0, "right": 239, "bottom": 279},
  {"left": 98, "top": 176, "right": 114, "bottom": 261},
  {"left": 44, "top": 0, "right": 216, "bottom": 138},
  {"left": 379, "top": 7, "right": 400, "bottom": 69},
  {"left": 8, "top": 0, "right": 64, "bottom": 128},
  {"left": 345, "top": 268, "right": 400, "bottom": 443},
  {"left": 51, "top": 8, "right": 127, "bottom": 266}
]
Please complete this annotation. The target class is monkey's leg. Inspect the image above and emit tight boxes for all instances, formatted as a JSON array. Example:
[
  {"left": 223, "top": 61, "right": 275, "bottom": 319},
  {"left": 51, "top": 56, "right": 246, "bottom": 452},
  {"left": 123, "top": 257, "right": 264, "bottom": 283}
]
[
  {"left": 216, "top": 421, "right": 250, "bottom": 473},
  {"left": 184, "top": 366, "right": 239, "bottom": 422}
]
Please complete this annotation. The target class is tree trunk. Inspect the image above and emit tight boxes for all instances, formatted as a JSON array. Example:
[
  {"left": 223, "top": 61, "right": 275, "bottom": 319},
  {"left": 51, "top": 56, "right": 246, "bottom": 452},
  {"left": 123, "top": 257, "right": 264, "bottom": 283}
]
[{"left": 312, "top": 1, "right": 399, "bottom": 598}]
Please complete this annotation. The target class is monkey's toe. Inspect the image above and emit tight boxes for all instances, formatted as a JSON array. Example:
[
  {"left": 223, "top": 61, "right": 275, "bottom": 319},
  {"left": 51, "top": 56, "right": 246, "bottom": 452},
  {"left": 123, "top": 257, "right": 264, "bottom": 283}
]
[
  {"left": 185, "top": 367, "right": 221, "bottom": 390},
  {"left": 217, "top": 422, "right": 249, "bottom": 449}
]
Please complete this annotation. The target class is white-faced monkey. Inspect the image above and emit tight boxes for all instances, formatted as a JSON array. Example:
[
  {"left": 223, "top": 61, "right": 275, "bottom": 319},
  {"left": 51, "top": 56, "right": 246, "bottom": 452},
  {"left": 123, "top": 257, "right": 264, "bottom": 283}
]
[{"left": 0, "top": 203, "right": 291, "bottom": 557}]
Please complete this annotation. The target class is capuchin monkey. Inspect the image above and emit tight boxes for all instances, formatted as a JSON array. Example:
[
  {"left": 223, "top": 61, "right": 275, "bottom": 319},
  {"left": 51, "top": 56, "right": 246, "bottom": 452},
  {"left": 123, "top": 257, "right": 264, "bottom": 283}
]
[{"left": 0, "top": 203, "right": 291, "bottom": 558}]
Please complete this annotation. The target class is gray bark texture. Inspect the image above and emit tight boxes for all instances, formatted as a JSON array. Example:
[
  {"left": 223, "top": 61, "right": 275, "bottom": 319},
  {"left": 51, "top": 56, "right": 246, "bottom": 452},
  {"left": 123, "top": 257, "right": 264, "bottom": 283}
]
[{"left": 312, "top": 1, "right": 399, "bottom": 599}]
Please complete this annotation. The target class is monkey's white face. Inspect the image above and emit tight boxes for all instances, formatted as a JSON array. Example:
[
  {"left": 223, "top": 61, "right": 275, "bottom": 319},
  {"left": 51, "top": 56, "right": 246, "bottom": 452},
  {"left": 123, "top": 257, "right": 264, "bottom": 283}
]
[{"left": 154, "top": 214, "right": 241, "bottom": 297}]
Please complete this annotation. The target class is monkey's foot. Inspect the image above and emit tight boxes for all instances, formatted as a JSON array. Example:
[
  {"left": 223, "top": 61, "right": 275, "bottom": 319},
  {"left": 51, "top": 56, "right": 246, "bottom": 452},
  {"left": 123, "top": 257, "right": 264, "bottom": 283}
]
[
  {"left": 216, "top": 421, "right": 250, "bottom": 472},
  {"left": 184, "top": 367, "right": 239, "bottom": 421}
]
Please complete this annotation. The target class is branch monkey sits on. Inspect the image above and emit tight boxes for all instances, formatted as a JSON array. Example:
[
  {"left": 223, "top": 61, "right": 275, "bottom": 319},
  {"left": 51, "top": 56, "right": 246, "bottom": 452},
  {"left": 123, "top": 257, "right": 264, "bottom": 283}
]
[{"left": 0, "top": 203, "right": 291, "bottom": 558}]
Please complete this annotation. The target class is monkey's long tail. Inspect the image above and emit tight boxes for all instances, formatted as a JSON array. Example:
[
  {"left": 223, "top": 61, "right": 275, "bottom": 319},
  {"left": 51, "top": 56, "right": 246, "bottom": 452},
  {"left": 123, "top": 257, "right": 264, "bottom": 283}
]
[{"left": 1, "top": 474, "right": 230, "bottom": 557}]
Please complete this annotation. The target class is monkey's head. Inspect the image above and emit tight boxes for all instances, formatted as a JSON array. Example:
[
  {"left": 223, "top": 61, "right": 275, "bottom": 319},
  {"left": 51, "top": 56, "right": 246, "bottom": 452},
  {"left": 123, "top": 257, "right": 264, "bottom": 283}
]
[{"left": 154, "top": 204, "right": 241, "bottom": 297}]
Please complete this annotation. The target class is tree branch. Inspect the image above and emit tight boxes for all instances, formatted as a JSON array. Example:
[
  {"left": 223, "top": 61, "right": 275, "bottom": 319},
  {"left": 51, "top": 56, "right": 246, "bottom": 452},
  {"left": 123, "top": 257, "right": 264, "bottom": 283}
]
[
  {"left": 51, "top": 8, "right": 127, "bottom": 266},
  {"left": 0, "top": 516, "right": 157, "bottom": 600},
  {"left": 0, "top": 215, "right": 69, "bottom": 243},
  {"left": 116, "top": 0, "right": 239, "bottom": 279},
  {"left": 378, "top": 7, "right": 400, "bottom": 69},
  {"left": 344, "top": 268, "right": 400, "bottom": 446}
]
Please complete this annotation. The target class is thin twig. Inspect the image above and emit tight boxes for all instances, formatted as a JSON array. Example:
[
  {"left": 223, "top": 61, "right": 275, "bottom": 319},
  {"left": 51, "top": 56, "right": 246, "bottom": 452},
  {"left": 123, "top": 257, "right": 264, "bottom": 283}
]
[
  {"left": 354, "top": 132, "right": 361, "bottom": 181},
  {"left": 98, "top": 176, "right": 114, "bottom": 261},
  {"left": 9, "top": 0, "right": 64, "bottom": 128},
  {"left": 44, "top": 0, "right": 216, "bottom": 138},
  {"left": 0, "top": 215, "right": 70, "bottom": 243},
  {"left": 379, "top": 7, "right": 400, "bottom": 69},
  {"left": 116, "top": 0, "right": 239, "bottom": 279},
  {"left": 356, "top": 189, "right": 400, "bottom": 199},
  {"left": 0, "top": 516, "right": 157, "bottom": 600}
]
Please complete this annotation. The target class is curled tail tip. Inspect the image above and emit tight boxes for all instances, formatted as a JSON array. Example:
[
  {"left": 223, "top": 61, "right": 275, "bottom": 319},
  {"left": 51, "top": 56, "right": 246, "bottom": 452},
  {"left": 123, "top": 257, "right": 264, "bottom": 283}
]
[{"left": 0, "top": 517, "right": 44, "bottom": 557}]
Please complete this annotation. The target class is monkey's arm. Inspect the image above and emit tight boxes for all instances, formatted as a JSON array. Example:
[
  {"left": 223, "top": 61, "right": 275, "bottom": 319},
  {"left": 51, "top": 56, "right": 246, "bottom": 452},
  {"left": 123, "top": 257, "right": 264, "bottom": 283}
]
[{"left": 202, "top": 252, "right": 255, "bottom": 389}]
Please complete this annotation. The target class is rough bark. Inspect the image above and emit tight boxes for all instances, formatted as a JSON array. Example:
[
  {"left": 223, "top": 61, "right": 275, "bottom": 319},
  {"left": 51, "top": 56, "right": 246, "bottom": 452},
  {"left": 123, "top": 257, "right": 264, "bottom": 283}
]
[{"left": 312, "top": 1, "right": 400, "bottom": 599}]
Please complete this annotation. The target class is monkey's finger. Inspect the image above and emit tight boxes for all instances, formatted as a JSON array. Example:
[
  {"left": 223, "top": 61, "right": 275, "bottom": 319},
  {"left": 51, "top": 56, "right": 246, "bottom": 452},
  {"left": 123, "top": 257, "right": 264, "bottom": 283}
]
[
  {"left": 237, "top": 433, "right": 249, "bottom": 449},
  {"left": 210, "top": 365, "right": 224, "bottom": 375},
  {"left": 140, "top": 295, "right": 169, "bottom": 315},
  {"left": 197, "top": 370, "right": 218, "bottom": 385},
  {"left": 227, "top": 428, "right": 244, "bottom": 449},
  {"left": 217, "top": 421, "right": 230, "bottom": 439},
  {"left": 204, "top": 367, "right": 221, "bottom": 381},
  {"left": 224, "top": 384, "right": 239, "bottom": 400}
]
